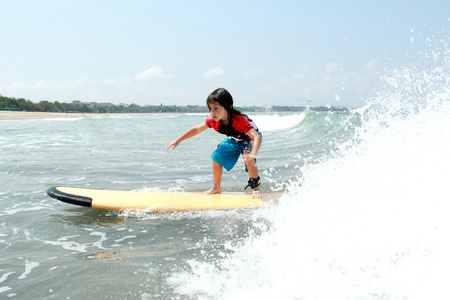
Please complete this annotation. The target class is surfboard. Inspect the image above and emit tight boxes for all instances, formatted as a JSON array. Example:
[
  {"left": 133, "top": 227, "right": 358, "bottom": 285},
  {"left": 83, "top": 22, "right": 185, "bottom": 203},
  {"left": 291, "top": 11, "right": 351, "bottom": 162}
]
[{"left": 47, "top": 186, "right": 280, "bottom": 212}]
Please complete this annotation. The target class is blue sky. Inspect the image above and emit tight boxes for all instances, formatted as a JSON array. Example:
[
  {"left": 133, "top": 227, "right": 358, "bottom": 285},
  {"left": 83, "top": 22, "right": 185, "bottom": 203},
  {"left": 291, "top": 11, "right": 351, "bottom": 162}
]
[{"left": 1, "top": 0, "right": 448, "bottom": 108}]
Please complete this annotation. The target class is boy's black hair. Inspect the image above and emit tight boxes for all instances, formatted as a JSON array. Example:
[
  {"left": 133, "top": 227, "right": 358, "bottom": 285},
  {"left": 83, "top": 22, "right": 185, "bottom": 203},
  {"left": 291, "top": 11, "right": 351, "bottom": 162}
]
[{"left": 206, "top": 88, "right": 243, "bottom": 124}]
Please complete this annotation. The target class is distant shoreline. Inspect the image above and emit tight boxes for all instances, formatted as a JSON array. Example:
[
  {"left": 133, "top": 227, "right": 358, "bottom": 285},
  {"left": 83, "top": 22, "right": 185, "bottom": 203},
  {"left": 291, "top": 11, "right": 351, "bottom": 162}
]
[{"left": 0, "top": 111, "right": 170, "bottom": 120}]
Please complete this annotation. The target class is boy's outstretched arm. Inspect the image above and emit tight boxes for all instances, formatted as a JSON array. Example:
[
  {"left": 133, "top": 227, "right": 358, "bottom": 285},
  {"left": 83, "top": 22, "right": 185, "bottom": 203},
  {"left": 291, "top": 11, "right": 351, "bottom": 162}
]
[{"left": 166, "top": 122, "right": 208, "bottom": 151}]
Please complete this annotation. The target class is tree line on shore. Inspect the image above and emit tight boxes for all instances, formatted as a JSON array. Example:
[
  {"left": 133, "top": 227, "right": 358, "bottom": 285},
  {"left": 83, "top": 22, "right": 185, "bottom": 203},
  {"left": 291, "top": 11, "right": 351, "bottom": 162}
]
[{"left": 0, "top": 95, "right": 348, "bottom": 113}]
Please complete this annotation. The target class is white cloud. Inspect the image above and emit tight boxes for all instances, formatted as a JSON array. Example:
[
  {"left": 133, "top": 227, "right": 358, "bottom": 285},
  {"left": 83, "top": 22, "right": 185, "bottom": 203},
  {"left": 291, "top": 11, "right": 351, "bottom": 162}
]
[
  {"left": 291, "top": 71, "right": 306, "bottom": 80},
  {"left": 0, "top": 67, "right": 175, "bottom": 103},
  {"left": 0, "top": 77, "right": 98, "bottom": 101},
  {"left": 103, "top": 66, "right": 174, "bottom": 87},
  {"left": 326, "top": 62, "right": 340, "bottom": 73},
  {"left": 203, "top": 66, "right": 223, "bottom": 79},
  {"left": 363, "top": 60, "right": 380, "bottom": 71},
  {"left": 135, "top": 66, "right": 174, "bottom": 81},
  {"left": 321, "top": 74, "right": 333, "bottom": 83},
  {"left": 0, "top": 60, "right": 384, "bottom": 108}
]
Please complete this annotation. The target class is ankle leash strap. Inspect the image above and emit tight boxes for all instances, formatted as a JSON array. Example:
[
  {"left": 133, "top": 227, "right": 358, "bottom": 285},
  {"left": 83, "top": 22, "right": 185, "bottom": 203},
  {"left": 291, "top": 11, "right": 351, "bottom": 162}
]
[{"left": 244, "top": 176, "right": 261, "bottom": 190}]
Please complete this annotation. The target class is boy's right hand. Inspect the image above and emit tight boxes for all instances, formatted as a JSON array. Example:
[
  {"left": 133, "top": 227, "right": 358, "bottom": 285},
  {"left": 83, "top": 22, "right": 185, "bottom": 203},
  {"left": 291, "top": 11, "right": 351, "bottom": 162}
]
[{"left": 165, "top": 141, "right": 179, "bottom": 151}]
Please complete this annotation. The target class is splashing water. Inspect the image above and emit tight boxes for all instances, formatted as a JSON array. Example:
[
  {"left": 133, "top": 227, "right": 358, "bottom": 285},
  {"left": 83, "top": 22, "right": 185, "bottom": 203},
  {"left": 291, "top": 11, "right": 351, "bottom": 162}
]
[{"left": 167, "top": 39, "right": 450, "bottom": 299}]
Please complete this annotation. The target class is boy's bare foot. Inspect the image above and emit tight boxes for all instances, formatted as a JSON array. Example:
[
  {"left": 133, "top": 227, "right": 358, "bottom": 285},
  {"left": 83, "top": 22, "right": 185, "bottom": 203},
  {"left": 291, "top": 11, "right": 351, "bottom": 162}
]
[{"left": 204, "top": 186, "right": 221, "bottom": 195}]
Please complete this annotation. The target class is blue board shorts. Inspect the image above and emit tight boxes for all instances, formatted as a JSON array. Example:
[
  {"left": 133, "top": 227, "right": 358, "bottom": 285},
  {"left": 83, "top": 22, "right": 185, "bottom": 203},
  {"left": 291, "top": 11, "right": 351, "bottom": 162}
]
[{"left": 211, "top": 135, "right": 260, "bottom": 172}]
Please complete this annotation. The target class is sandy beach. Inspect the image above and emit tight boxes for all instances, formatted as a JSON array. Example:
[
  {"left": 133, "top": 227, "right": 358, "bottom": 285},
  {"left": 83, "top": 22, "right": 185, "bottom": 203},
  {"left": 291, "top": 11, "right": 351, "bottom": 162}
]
[{"left": 0, "top": 111, "right": 165, "bottom": 120}]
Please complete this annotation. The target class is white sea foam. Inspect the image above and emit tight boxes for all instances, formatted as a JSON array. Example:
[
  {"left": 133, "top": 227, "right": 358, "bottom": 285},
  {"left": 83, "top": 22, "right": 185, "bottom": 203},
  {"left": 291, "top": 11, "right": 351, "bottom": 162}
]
[
  {"left": 0, "top": 286, "right": 12, "bottom": 294},
  {"left": 0, "top": 272, "right": 15, "bottom": 284},
  {"left": 44, "top": 232, "right": 109, "bottom": 253},
  {"left": 167, "top": 44, "right": 450, "bottom": 299},
  {"left": 251, "top": 113, "right": 305, "bottom": 131},
  {"left": 114, "top": 235, "right": 137, "bottom": 243},
  {"left": 18, "top": 260, "right": 39, "bottom": 280},
  {"left": 3, "top": 205, "right": 54, "bottom": 216}
]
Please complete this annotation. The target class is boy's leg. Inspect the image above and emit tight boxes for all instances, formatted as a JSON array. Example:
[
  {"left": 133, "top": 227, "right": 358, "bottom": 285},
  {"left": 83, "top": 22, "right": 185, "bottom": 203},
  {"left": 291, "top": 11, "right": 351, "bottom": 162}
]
[
  {"left": 244, "top": 156, "right": 261, "bottom": 199},
  {"left": 241, "top": 135, "right": 262, "bottom": 199},
  {"left": 207, "top": 138, "right": 240, "bottom": 195},
  {"left": 245, "top": 157, "right": 258, "bottom": 178},
  {"left": 205, "top": 161, "right": 223, "bottom": 195}
]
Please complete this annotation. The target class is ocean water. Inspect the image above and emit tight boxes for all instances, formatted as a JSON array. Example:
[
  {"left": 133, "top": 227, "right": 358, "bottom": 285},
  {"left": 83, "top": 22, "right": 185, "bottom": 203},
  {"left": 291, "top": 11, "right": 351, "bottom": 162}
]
[{"left": 1, "top": 48, "right": 449, "bottom": 299}]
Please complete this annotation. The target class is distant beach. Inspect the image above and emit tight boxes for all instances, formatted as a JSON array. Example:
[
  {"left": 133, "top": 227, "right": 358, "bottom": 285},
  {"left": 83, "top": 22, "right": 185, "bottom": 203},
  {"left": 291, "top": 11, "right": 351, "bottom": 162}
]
[{"left": 0, "top": 111, "right": 171, "bottom": 120}]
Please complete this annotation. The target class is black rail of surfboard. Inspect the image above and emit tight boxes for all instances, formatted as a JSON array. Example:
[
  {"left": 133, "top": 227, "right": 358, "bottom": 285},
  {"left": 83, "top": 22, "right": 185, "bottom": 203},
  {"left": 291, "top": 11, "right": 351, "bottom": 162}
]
[{"left": 47, "top": 186, "right": 93, "bottom": 207}]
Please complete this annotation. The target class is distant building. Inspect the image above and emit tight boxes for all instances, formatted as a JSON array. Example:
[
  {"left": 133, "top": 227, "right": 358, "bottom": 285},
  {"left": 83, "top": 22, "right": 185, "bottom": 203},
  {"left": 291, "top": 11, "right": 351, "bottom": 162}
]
[{"left": 72, "top": 100, "right": 115, "bottom": 107}]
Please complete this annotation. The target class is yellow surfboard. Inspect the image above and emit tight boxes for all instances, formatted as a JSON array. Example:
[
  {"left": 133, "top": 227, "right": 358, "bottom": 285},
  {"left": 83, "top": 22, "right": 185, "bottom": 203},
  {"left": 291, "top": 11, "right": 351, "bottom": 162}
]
[{"left": 47, "top": 186, "right": 280, "bottom": 212}]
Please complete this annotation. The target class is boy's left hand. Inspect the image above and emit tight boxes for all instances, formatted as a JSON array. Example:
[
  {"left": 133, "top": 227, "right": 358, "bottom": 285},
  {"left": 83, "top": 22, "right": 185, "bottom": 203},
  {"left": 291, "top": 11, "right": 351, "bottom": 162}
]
[{"left": 242, "top": 153, "right": 256, "bottom": 162}]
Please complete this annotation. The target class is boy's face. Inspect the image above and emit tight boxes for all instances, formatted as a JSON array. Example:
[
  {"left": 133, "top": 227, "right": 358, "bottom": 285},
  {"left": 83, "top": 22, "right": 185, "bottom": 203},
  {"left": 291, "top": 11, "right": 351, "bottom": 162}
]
[{"left": 208, "top": 101, "right": 229, "bottom": 123}]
